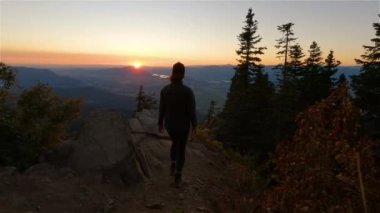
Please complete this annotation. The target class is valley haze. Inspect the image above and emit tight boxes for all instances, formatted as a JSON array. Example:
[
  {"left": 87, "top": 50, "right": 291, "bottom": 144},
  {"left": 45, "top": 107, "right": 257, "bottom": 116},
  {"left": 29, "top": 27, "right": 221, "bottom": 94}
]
[{"left": 10, "top": 64, "right": 361, "bottom": 117}]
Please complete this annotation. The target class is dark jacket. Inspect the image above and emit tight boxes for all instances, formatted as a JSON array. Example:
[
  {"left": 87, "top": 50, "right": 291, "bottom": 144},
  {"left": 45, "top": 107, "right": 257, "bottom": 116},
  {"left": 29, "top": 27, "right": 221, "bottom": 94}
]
[{"left": 158, "top": 82, "right": 197, "bottom": 131}]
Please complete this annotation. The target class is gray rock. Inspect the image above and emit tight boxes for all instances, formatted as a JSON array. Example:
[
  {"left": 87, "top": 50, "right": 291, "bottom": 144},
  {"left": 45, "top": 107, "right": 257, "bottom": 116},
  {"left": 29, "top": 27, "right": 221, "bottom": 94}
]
[
  {"left": 68, "top": 110, "right": 151, "bottom": 185},
  {"left": 135, "top": 109, "right": 157, "bottom": 134},
  {"left": 128, "top": 118, "right": 145, "bottom": 133},
  {"left": 59, "top": 109, "right": 175, "bottom": 185}
]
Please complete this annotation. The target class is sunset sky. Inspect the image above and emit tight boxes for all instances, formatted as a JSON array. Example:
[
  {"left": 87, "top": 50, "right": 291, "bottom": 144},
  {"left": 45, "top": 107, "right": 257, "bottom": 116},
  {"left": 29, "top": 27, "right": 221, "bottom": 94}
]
[{"left": 1, "top": 1, "right": 379, "bottom": 66}]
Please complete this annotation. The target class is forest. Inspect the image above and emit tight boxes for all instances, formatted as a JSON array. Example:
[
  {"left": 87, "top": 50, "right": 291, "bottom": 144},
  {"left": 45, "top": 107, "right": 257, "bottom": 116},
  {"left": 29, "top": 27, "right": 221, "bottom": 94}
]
[{"left": 201, "top": 9, "right": 380, "bottom": 212}]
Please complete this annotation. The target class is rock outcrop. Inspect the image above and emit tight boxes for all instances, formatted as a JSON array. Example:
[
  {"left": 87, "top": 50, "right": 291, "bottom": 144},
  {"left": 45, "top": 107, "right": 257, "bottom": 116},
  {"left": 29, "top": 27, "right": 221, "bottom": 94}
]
[
  {"left": 128, "top": 110, "right": 172, "bottom": 177},
  {"left": 66, "top": 109, "right": 170, "bottom": 185}
]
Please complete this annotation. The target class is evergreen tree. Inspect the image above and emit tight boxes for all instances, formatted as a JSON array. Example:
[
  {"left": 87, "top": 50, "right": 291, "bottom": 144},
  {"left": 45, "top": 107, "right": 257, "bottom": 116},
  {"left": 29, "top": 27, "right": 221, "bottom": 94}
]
[
  {"left": 300, "top": 43, "right": 339, "bottom": 109},
  {"left": 136, "top": 85, "right": 157, "bottom": 112},
  {"left": 274, "top": 23, "right": 297, "bottom": 69},
  {"left": 275, "top": 44, "right": 305, "bottom": 140},
  {"left": 336, "top": 73, "right": 347, "bottom": 86},
  {"left": 305, "top": 41, "right": 323, "bottom": 67},
  {"left": 217, "top": 8, "right": 274, "bottom": 155},
  {"left": 288, "top": 44, "right": 305, "bottom": 76},
  {"left": 273, "top": 24, "right": 300, "bottom": 141},
  {"left": 299, "top": 41, "right": 325, "bottom": 108},
  {"left": 246, "top": 71, "right": 276, "bottom": 157},
  {"left": 324, "top": 50, "right": 341, "bottom": 87},
  {"left": 136, "top": 85, "right": 145, "bottom": 112},
  {"left": 324, "top": 50, "right": 341, "bottom": 75},
  {"left": 204, "top": 100, "right": 217, "bottom": 128},
  {"left": 352, "top": 16, "right": 380, "bottom": 138}
]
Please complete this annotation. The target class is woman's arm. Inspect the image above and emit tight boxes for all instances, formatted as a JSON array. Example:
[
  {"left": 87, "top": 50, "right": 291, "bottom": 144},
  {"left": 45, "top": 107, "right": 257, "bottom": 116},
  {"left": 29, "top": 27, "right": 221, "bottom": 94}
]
[
  {"left": 190, "top": 89, "right": 197, "bottom": 129},
  {"left": 158, "top": 89, "right": 165, "bottom": 132}
]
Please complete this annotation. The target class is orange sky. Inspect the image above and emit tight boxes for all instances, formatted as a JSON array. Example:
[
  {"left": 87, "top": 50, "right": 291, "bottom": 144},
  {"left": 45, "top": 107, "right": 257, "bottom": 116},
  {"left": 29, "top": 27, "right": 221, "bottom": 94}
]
[
  {"left": 0, "top": 48, "right": 361, "bottom": 67},
  {"left": 0, "top": 50, "right": 176, "bottom": 67},
  {"left": 1, "top": 1, "right": 378, "bottom": 67}
]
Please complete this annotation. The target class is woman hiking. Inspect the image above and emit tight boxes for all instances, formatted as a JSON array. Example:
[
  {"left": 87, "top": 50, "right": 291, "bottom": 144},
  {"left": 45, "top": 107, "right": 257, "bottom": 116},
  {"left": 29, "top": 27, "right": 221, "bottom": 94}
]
[{"left": 158, "top": 62, "right": 197, "bottom": 188}]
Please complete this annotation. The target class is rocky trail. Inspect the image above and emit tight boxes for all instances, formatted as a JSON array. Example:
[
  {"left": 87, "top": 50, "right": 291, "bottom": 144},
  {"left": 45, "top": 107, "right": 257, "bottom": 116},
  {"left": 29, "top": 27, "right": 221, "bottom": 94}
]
[{"left": 0, "top": 110, "right": 242, "bottom": 213}]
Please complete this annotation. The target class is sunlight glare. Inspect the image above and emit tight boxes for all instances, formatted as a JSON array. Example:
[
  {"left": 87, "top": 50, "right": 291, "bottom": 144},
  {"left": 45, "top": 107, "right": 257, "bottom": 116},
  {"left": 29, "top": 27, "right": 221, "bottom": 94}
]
[{"left": 133, "top": 62, "right": 142, "bottom": 69}]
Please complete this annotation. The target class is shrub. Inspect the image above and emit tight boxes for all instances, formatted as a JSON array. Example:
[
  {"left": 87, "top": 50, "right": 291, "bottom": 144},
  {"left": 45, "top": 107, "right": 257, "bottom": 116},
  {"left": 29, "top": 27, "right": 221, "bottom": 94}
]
[
  {"left": 0, "top": 63, "right": 82, "bottom": 170},
  {"left": 257, "top": 84, "right": 380, "bottom": 212}
]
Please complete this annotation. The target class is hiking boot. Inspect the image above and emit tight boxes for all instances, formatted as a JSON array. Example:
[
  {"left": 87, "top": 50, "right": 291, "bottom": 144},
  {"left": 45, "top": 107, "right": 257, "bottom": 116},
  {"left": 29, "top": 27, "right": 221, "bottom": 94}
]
[
  {"left": 174, "top": 173, "right": 182, "bottom": 188},
  {"left": 170, "top": 162, "right": 176, "bottom": 176}
]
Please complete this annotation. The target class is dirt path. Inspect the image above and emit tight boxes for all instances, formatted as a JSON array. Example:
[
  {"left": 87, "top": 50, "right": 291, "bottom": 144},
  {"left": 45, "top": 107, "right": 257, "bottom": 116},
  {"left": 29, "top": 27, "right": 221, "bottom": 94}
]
[{"left": 0, "top": 138, "right": 238, "bottom": 213}]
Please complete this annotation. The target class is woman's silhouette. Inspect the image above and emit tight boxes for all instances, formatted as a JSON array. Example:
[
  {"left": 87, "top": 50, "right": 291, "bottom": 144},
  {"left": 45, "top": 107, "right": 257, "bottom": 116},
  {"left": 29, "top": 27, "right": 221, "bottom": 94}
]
[{"left": 158, "top": 62, "right": 197, "bottom": 188}]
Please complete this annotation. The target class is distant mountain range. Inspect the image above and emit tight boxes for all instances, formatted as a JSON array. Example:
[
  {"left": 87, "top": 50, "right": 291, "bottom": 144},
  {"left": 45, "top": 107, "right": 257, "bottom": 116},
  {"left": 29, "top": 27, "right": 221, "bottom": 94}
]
[
  {"left": 15, "top": 67, "right": 84, "bottom": 88},
  {"left": 13, "top": 67, "right": 136, "bottom": 114},
  {"left": 12, "top": 65, "right": 361, "bottom": 115}
]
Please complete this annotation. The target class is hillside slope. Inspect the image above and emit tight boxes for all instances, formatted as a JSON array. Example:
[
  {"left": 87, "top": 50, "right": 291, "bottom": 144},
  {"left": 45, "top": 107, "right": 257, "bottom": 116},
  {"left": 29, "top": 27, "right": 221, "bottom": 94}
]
[{"left": 0, "top": 110, "right": 242, "bottom": 213}]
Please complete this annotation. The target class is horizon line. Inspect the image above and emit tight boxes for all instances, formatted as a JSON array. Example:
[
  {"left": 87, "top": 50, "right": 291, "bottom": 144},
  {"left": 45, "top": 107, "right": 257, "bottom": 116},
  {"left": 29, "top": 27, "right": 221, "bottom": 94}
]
[{"left": 6, "top": 62, "right": 361, "bottom": 68}]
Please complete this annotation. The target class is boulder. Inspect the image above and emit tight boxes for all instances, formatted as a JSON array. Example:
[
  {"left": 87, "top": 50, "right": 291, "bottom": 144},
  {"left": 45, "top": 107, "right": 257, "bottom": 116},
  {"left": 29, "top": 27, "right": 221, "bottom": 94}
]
[
  {"left": 129, "top": 110, "right": 170, "bottom": 139},
  {"left": 68, "top": 110, "right": 151, "bottom": 184},
  {"left": 128, "top": 110, "right": 172, "bottom": 177},
  {"left": 65, "top": 109, "right": 173, "bottom": 185}
]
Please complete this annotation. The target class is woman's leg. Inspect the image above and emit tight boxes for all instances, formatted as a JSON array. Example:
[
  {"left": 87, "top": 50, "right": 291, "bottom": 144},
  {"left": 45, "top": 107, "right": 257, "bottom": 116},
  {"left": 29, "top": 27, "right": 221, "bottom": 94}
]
[
  {"left": 168, "top": 130, "right": 178, "bottom": 175},
  {"left": 175, "top": 129, "right": 189, "bottom": 174},
  {"left": 168, "top": 129, "right": 189, "bottom": 187},
  {"left": 170, "top": 138, "right": 177, "bottom": 162}
]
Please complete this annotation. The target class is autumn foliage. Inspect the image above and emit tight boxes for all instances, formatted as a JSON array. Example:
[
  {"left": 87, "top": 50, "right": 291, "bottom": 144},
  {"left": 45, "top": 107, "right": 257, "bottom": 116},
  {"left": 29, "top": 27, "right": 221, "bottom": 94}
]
[{"left": 256, "top": 84, "right": 380, "bottom": 212}]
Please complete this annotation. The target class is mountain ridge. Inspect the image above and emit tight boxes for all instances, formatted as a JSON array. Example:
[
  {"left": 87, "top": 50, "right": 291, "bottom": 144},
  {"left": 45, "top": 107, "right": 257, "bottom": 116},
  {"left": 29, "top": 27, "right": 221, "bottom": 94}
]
[{"left": 12, "top": 65, "right": 361, "bottom": 114}]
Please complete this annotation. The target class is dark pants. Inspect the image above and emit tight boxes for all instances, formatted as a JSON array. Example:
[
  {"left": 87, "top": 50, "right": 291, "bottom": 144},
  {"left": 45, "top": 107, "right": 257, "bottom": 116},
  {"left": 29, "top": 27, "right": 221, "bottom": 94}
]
[{"left": 167, "top": 129, "right": 189, "bottom": 173}]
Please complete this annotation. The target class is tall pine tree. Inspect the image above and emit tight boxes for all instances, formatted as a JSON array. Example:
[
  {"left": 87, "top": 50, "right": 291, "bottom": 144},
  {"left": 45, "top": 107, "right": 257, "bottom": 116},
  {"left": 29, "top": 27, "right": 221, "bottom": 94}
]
[
  {"left": 288, "top": 44, "right": 305, "bottom": 75},
  {"left": 324, "top": 50, "right": 341, "bottom": 87},
  {"left": 299, "top": 41, "right": 324, "bottom": 108},
  {"left": 300, "top": 42, "right": 339, "bottom": 110},
  {"left": 336, "top": 74, "right": 347, "bottom": 86},
  {"left": 275, "top": 23, "right": 297, "bottom": 69},
  {"left": 274, "top": 25, "right": 302, "bottom": 140},
  {"left": 305, "top": 41, "right": 323, "bottom": 67},
  {"left": 324, "top": 50, "right": 341, "bottom": 75},
  {"left": 135, "top": 85, "right": 157, "bottom": 112},
  {"left": 274, "top": 44, "right": 305, "bottom": 140},
  {"left": 352, "top": 16, "right": 380, "bottom": 138},
  {"left": 204, "top": 100, "right": 217, "bottom": 128},
  {"left": 246, "top": 70, "right": 275, "bottom": 157},
  {"left": 217, "top": 8, "right": 274, "bottom": 156}
]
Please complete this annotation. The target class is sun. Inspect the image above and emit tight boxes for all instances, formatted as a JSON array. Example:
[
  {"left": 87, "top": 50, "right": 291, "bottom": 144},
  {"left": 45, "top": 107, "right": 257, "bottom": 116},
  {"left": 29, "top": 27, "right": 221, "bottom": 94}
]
[{"left": 133, "top": 62, "right": 142, "bottom": 69}]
